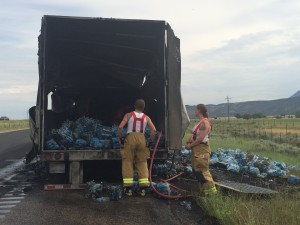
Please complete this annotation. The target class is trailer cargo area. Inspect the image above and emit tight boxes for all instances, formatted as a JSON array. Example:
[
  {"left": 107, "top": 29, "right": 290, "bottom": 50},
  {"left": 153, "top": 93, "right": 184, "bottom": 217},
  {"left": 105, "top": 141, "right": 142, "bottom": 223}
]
[{"left": 29, "top": 15, "right": 189, "bottom": 186}]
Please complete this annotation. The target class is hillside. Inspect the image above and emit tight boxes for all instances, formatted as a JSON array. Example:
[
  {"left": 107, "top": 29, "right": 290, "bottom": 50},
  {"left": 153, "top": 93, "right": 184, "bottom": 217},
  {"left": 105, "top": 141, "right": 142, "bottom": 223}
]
[
  {"left": 290, "top": 90, "right": 300, "bottom": 98},
  {"left": 186, "top": 96, "right": 300, "bottom": 119}
]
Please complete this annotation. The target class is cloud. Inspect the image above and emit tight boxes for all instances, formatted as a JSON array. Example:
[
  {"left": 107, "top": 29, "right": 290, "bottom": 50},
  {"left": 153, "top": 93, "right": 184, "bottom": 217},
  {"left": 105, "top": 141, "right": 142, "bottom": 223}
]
[
  {"left": 182, "top": 28, "right": 300, "bottom": 104},
  {"left": 1, "top": 0, "right": 300, "bottom": 117}
]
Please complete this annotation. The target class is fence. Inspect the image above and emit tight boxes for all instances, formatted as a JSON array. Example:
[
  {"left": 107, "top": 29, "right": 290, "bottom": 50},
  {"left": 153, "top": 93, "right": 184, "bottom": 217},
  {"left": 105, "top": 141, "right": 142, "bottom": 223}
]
[{"left": 212, "top": 119, "right": 300, "bottom": 147}]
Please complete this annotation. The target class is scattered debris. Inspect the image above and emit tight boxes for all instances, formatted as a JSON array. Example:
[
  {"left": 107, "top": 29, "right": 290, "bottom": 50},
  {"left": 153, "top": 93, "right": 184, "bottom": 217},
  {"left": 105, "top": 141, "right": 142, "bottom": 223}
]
[
  {"left": 209, "top": 148, "right": 300, "bottom": 180},
  {"left": 84, "top": 181, "right": 123, "bottom": 202}
]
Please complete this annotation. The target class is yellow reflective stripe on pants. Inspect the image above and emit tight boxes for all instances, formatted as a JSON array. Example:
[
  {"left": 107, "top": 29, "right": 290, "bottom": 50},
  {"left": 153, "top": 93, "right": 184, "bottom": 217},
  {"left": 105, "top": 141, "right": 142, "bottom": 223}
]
[
  {"left": 138, "top": 178, "right": 149, "bottom": 186},
  {"left": 203, "top": 187, "right": 217, "bottom": 195},
  {"left": 123, "top": 178, "right": 134, "bottom": 186}
]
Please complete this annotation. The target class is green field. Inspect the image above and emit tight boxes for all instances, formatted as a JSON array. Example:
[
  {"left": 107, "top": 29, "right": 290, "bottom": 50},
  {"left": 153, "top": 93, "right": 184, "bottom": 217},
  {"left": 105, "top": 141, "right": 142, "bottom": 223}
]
[
  {"left": 0, "top": 120, "right": 29, "bottom": 131},
  {"left": 184, "top": 118, "right": 300, "bottom": 167},
  {"left": 184, "top": 118, "right": 300, "bottom": 225}
]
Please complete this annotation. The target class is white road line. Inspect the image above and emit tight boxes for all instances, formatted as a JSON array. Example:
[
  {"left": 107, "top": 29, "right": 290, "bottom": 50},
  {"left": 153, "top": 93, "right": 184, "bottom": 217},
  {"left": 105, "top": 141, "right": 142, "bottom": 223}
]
[
  {"left": 0, "top": 209, "right": 11, "bottom": 213},
  {"left": 1, "top": 197, "right": 24, "bottom": 200},
  {"left": 0, "top": 205, "right": 16, "bottom": 209},
  {"left": 4, "top": 194, "right": 13, "bottom": 197},
  {"left": 0, "top": 201, "right": 21, "bottom": 204},
  {"left": 0, "top": 128, "right": 29, "bottom": 134}
]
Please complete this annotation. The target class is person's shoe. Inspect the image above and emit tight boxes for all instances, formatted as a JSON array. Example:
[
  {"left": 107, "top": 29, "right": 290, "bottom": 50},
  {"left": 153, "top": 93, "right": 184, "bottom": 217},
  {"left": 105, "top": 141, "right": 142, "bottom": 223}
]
[
  {"left": 123, "top": 187, "right": 133, "bottom": 196},
  {"left": 138, "top": 188, "right": 146, "bottom": 197}
]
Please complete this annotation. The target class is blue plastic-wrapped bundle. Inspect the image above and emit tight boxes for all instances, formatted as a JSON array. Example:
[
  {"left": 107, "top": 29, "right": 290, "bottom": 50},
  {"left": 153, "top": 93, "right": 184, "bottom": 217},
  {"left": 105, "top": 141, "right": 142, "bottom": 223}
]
[
  {"left": 210, "top": 152, "right": 219, "bottom": 165},
  {"left": 249, "top": 166, "right": 260, "bottom": 175},
  {"left": 112, "top": 125, "right": 127, "bottom": 138},
  {"left": 267, "top": 168, "right": 286, "bottom": 177},
  {"left": 103, "top": 140, "right": 111, "bottom": 149},
  {"left": 46, "top": 139, "right": 60, "bottom": 150},
  {"left": 154, "top": 182, "right": 170, "bottom": 195},
  {"left": 84, "top": 180, "right": 103, "bottom": 199},
  {"left": 144, "top": 127, "right": 165, "bottom": 149},
  {"left": 288, "top": 175, "right": 300, "bottom": 184},
  {"left": 94, "top": 124, "right": 103, "bottom": 139},
  {"left": 181, "top": 148, "right": 191, "bottom": 163},
  {"left": 80, "top": 131, "right": 94, "bottom": 143},
  {"left": 60, "top": 136, "right": 74, "bottom": 148},
  {"left": 47, "top": 129, "right": 60, "bottom": 140},
  {"left": 57, "top": 127, "right": 73, "bottom": 139},
  {"left": 100, "top": 126, "right": 113, "bottom": 139},
  {"left": 73, "top": 126, "right": 83, "bottom": 139},
  {"left": 185, "top": 165, "right": 193, "bottom": 174},
  {"left": 240, "top": 166, "right": 249, "bottom": 174},
  {"left": 152, "top": 164, "right": 168, "bottom": 176},
  {"left": 227, "top": 163, "right": 240, "bottom": 173},
  {"left": 111, "top": 137, "right": 120, "bottom": 149},
  {"left": 275, "top": 161, "right": 287, "bottom": 170},
  {"left": 108, "top": 185, "right": 122, "bottom": 201},
  {"left": 74, "top": 139, "right": 88, "bottom": 148},
  {"left": 267, "top": 162, "right": 287, "bottom": 177},
  {"left": 90, "top": 138, "right": 104, "bottom": 149}
]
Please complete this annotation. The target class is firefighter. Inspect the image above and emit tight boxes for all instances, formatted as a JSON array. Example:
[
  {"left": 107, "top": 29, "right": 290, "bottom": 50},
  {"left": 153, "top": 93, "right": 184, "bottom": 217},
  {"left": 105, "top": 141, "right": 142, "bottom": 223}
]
[
  {"left": 118, "top": 99, "right": 156, "bottom": 196},
  {"left": 185, "top": 104, "right": 217, "bottom": 196}
]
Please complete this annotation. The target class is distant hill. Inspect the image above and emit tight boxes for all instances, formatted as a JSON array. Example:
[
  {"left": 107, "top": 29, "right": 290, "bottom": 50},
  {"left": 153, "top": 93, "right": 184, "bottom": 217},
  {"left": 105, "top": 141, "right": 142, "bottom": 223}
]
[
  {"left": 290, "top": 90, "right": 300, "bottom": 98},
  {"left": 186, "top": 96, "right": 300, "bottom": 119}
]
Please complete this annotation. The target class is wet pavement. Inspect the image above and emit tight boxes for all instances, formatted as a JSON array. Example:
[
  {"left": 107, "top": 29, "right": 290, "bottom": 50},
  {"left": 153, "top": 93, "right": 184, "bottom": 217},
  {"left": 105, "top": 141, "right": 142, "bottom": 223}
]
[
  {"left": 0, "top": 130, "right": 220, "bottom": 225},
  {"left": 1, "top": 186, "right": 205, "bottom": 225},
  {"left": 0, "top": 161, "right": 210, "bottom": 225}
]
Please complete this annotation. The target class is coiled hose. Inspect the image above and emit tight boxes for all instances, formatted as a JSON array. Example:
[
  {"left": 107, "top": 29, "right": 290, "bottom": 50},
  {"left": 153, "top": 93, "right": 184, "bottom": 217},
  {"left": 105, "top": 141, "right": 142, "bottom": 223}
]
[{"left": 149, "top": 132, "right": 191, "bottom": 199}]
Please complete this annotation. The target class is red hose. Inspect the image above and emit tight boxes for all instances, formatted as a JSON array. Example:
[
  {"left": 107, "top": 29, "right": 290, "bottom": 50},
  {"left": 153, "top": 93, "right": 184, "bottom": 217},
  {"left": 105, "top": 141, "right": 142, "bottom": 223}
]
[
  {"left": 149, "top": 132, "right": 191, "bottom": 199},
  {"left": 163, "top": 172, "right": 184, "bottom": 182}
]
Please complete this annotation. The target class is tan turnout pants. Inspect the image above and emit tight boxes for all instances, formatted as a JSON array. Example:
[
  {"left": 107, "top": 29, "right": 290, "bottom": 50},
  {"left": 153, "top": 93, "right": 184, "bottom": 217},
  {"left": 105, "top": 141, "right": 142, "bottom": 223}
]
[
  {"left": 120, "top": 132, "right": 150, "bottom": 187},
  {"left": 191, "top": 143, "right": 215, "bottom": 190}
]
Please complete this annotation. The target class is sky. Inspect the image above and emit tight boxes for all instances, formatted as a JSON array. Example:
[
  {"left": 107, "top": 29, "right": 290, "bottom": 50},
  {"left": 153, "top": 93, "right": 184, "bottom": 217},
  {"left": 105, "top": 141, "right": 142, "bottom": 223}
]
[{"left": 1, "top": 0, "right": 300, "bottom": 119}]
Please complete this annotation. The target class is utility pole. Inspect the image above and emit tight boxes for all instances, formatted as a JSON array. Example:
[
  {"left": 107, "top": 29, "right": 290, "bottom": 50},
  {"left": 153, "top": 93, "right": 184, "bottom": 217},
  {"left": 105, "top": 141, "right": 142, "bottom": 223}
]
[{"left": 225, "top": 96, "right": 231, "bottom": 121}]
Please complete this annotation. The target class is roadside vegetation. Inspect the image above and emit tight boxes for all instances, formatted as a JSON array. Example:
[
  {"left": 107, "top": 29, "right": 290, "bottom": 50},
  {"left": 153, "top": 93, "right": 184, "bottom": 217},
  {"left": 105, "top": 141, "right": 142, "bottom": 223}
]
[
  {"left": 0, "top": 120, "right": 29, "bottom": 131},
  {"left": 183, "top": 118, "right": 300, "bottom": 225}
]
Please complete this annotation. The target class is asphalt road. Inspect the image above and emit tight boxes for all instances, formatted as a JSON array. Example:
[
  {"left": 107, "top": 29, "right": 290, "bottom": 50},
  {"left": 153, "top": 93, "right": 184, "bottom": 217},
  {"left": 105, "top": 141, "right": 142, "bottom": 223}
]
[
  {"left": 0, "top": 129, "right": 217, "bottom": 225},
  {"left": 0, "top": 129, "right": 31, "bottom": 168}
]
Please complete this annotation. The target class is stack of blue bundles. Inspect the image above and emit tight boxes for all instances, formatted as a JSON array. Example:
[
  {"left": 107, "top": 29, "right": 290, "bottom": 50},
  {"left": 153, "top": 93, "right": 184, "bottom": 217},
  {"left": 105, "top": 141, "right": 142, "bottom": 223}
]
[{"left": 46, "top": 139, "right": 60, "bottom": 150}]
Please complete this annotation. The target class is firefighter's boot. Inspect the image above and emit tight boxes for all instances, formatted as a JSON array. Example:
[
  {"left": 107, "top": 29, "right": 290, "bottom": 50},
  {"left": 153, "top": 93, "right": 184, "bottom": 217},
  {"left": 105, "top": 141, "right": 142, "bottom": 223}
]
[
  {"left": 123, "top": 187, "right": 133, "bottom": 197},
  {"left": 138, "top": 188, "right": 146, "bottom": 197}
]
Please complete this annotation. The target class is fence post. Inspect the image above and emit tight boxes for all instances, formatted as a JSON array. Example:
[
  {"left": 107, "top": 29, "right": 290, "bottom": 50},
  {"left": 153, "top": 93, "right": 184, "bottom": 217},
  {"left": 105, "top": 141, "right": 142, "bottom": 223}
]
[
  {"left": 271, "top": 125, "right": 272, "bottom": 141},
  {"left": 286, "top": 124, "right": 288, "bottom": 143},
  {"left": 248, "top": 124, "right": 249, "bottom": 137}
]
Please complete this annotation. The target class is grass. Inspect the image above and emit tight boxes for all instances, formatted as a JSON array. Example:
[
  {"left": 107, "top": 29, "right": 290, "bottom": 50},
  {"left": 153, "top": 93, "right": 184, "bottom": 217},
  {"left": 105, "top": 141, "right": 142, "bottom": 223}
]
[
  {"left": 196, "top": 192, "right": 300, "bottom": 225},
  {"left": 0, "top": 120, "right": 29, "bottom": 131},
  {"left": 184, "top": 118, "right": 300, "bottom": 225}
]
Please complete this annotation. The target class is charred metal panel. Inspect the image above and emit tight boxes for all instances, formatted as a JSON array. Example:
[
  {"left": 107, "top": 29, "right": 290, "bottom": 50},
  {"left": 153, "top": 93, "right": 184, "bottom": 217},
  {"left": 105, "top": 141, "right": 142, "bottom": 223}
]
[{"left": 166, "top": 24, "right": 182, "bottom": 150}]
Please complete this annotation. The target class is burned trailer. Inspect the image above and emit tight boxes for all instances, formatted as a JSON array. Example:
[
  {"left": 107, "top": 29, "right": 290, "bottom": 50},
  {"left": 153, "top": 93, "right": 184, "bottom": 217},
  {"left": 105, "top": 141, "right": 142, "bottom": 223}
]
[{"left": 29, "top": 15, "right": 189, "bottom": 187}]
